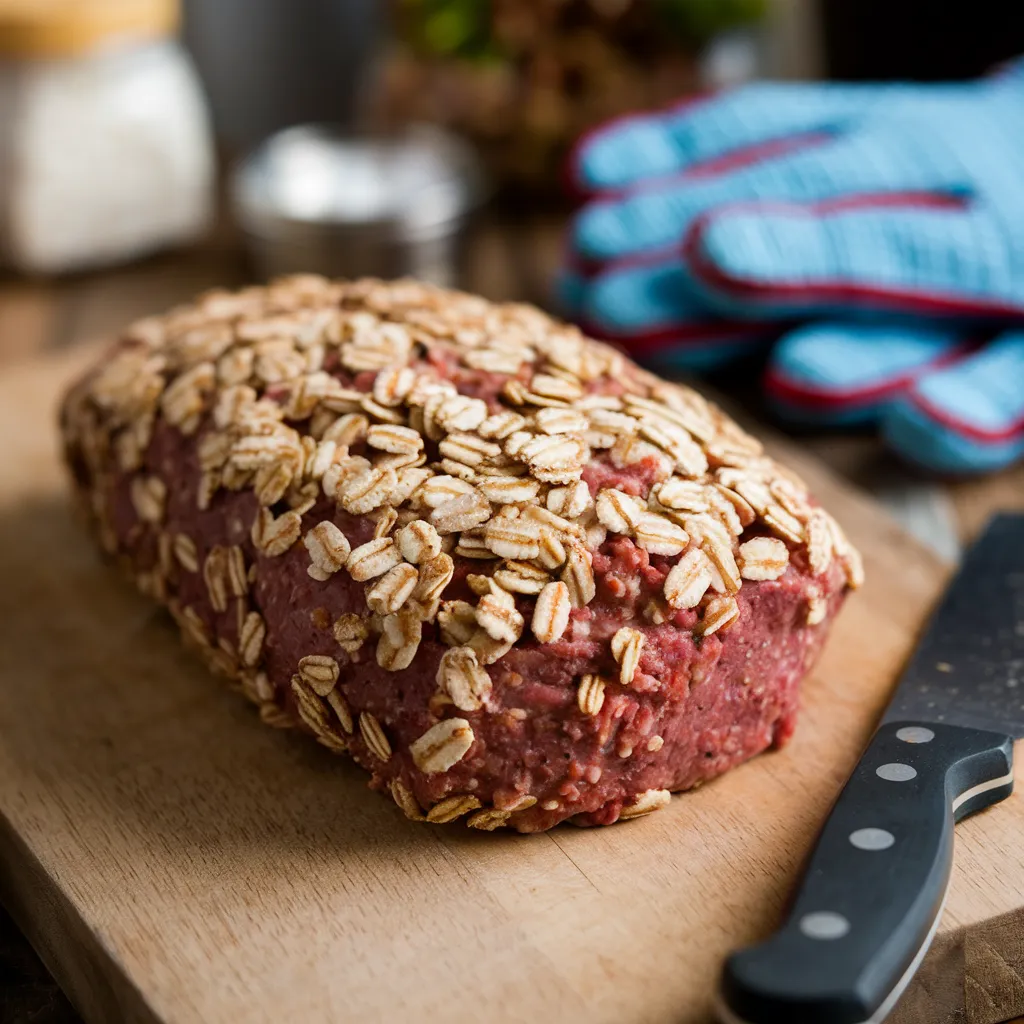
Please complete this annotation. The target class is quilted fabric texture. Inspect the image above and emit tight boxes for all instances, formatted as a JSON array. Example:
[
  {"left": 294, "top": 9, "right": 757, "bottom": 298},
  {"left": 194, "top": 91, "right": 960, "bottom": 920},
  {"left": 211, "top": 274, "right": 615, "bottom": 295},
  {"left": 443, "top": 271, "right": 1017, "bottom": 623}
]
[{"left": 561, "top": 60, "right": 1024, "bottom": 473}]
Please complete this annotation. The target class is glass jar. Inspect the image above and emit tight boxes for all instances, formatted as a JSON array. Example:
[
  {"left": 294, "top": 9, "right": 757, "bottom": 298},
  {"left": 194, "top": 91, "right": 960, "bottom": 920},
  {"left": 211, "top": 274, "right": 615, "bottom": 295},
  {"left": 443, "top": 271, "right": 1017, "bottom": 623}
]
[{"left": 0, "top": 0, "right": 214, "bottom": 273}]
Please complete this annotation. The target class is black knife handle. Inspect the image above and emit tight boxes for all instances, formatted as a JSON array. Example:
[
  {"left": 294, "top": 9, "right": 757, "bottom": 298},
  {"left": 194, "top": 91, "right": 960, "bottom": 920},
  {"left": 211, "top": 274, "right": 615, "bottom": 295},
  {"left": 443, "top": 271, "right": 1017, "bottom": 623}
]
[{"left": 719, "top": 720, "right": 1014, "bottom": 1024}]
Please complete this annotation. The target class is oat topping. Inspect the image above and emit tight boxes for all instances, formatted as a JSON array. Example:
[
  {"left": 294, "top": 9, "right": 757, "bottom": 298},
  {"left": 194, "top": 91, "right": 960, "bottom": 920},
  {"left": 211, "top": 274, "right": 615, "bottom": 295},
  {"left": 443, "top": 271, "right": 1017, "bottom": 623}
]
[
  {"left": 664, "top": 548, "right": 713, "bottom": 609},
  {"left": 413, "top": 553, "right": 454, "bottom": 604},
  {"left": 366, "top": 562, "right": 419, "bottom": 615},
  {"left": 376, "top": 607, "right": 422, "bottom": 671},
  {"left": 223, "top": 544, "right": 246, "bottom": 598},
  {"left": 238, "top": 611, "right": 266, "bottom": 667},
  {"left": 63, "top": 275, "right": 862, "bottom": 831},
  {"left": 701, "top": 530, "right": 741, "bottom": 594},
  {"left": 475, "top": 584, "right": 525, "bottom": 644},
  {"left": 333, "top": 613, "right": 368, "bottom": 654},
  {"left": 826, "top": 516, "right": 864, "bottom": 589},
  {"left": 806, "top": 587, "right": 828, "bottom": 626},
  {"left": 395, "top": 520, "right": 441, "bottom": 564},
  {"left": 633, "top": 512, "right": 689, "bottom": 557},
  {"left": 737, "top": 537, "right": 790, "bottom": 582},
  {"left": 577, "top": 674, "right": 606, "bottom": 716},
  {"left": 431, "top": 491, "right": 491, "bottom": 534},
  {"left": 259, "top": 703, "right": 295, "bottom": 731},
  {"left": 390, "top": 779, "right": 424, "bottom": 821},
  {"left": 619, "top": 789, "right": 672, "bottom": 820},
  {"left": 595, "top": 488, "right": 644, "bottom": 535},
  {"left": 546, "top": 480, "right": 591, "bottom": 519},
  {"left": 297, "top": 654, "right": 340, "bottom": 696},
  {"left": 290, "top": 674, "right": 347, "bottom": 750},
  {"left": 177, "top": 604, "right": 208, "bottom": 647},
  {"left": 359, "top": 711, "right": 392, "bottom": 761},
  {"left": 346, "top": 536, "right": 402, "bottom": 582},
  {"left": 410, "top": 718, "right": 475, "bottom": 773},
  {"left": 372, "top": 507, "right": 398, "bottom": 539},
  {"left": 173, "top": 533, "right": 199, "bottom": 573},
  {"left": 535, "top": 407, "right": 588, "bottom": 435},
  {"left": 252, "top": 508, "right": 302, "bottom": 558},
  {"left": 805, "top": 512, "right": 833, "bottom": 577},
  {"left": 367, "top": 423, "right": 423, "bottom": 456},
  {"left": 531, "top": 581, "right": 571, "bottom": 644},
  {"left": 561, "top": 539, "right": 596, "bottom": 608},
  {"left": 437, "top": 646, "right": 492, "bottom": 712},
  {"left": 467, "top": 808, "right": 512, "bottom": 831},
  {"left": 426, "top": 794, "right": 482, "bottom": 823},
  {"left": 466, "top": 628, "right": 512, "bottom": 665},
  {"left": 698, "top": 595, "right": 740, "bottom": 637},
  {"left": 130, "top": 475, "right": 166, "bottom": 523},
  {"left": 202, "top": 546, "right": 231, "bottom": 613},
  {"left": 611, "top": 627, "right": 645, "bottom": 686},
  {"left": 438, "top": 600, "right": 477, "bottom": 646}
]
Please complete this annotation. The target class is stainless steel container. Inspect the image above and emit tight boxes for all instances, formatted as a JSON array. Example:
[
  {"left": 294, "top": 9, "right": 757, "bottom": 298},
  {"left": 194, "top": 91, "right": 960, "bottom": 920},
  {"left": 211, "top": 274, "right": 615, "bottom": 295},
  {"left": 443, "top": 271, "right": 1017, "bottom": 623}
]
[
  {"left": 182, "top": 0, "right": 381, "bottom": 150},
  {"left": 231, "top": 124, "right": 487, "bottom": 286}
]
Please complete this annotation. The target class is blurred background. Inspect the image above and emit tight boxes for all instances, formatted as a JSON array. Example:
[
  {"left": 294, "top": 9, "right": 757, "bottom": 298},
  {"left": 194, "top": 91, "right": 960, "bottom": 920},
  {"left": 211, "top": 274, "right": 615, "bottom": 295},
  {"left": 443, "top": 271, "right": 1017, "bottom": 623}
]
[
  {"left": 2, "top": 0, "right": 1023, "bottom": 305},
  {"left": 2, "top": 0, "right": 1022, "bottom": 308}
]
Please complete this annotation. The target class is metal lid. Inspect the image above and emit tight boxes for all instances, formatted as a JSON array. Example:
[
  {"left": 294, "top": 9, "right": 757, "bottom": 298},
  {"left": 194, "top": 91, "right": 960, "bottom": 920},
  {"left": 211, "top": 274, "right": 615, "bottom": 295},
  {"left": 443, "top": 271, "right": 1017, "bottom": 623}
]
[{"left": 232, "top": 123, "right": 486, "bottom": 244}]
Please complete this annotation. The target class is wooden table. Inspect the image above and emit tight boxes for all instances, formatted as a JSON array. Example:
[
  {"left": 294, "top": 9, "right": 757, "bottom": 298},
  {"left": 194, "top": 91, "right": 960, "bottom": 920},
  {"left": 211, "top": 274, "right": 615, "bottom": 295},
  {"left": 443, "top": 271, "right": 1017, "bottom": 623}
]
[{"left": 1, "top": 218, "right": 1022, "bottom": 1024}]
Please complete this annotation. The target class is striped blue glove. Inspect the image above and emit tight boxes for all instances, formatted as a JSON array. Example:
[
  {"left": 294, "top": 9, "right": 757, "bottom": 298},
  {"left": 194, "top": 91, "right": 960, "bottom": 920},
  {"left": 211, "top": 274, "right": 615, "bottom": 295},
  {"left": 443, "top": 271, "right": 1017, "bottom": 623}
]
[{"left": 562, "top": 62, "right": 1024, "bottom": 474}]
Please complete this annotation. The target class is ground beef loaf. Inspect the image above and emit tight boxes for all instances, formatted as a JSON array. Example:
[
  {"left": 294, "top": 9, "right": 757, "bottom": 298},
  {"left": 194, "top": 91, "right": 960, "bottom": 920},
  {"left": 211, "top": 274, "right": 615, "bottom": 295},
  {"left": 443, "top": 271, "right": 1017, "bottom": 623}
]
[{"left": 60, "top": 275, "right": 862, "bottom": 832}]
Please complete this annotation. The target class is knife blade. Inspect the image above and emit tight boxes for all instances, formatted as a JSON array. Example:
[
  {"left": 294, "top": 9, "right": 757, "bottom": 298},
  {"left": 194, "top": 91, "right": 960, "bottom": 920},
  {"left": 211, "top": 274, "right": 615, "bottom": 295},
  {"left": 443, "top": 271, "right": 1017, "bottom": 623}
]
[{"left": 718, "top": 513, "right": 1023, "bottom": 1024}]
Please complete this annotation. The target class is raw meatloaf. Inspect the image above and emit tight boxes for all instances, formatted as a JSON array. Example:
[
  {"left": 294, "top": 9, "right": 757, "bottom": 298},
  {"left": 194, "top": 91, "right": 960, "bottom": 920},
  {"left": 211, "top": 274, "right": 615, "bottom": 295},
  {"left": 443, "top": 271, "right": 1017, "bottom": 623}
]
[{"left": 60, "top": 276, "right": 862, "bottom": 832}]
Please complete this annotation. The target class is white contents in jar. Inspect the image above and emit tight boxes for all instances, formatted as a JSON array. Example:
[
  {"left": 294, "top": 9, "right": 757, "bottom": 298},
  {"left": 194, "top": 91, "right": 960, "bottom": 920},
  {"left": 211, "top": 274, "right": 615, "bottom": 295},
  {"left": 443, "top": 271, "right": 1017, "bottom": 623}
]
[{"left": 0, "top": 40, "right": 213, "bottom": 274}]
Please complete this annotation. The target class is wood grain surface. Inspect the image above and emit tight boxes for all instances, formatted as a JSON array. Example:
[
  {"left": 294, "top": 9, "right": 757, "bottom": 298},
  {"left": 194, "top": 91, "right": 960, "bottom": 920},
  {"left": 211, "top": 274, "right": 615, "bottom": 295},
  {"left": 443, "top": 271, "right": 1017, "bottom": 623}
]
[{"left": 0, "top": 348, "right": 1022, "bottom": 1024}]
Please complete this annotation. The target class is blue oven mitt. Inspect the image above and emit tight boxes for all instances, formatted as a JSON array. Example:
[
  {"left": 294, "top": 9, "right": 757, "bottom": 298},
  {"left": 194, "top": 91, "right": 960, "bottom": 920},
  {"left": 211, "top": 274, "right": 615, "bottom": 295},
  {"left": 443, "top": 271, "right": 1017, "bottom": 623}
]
[{"left": 561, "top": 61, "right": 1024, "bottom": 474}]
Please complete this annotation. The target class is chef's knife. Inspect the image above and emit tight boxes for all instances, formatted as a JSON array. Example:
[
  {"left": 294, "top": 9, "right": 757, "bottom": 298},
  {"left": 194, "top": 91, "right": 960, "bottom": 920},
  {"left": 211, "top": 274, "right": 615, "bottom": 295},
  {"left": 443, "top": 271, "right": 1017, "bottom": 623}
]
[{"left": 718, "top": 513, "right": 1024, "bottom": 1024}]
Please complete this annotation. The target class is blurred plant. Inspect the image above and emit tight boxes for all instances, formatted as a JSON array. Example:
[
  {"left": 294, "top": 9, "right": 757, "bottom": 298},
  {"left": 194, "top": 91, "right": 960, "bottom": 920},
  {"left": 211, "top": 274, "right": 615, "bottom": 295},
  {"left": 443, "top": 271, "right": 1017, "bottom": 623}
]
[
  {"left": 382, "top": 0, "right": 769, "bottom": 198},
  {"left": 401, "top": 0, "right": 496, "bottom": 60},
  {"left": 655, "top": 0, "right": 768, "bottom": 43},
  {"left": 401, "top": 0, "right": 767, "bottom": 59}
]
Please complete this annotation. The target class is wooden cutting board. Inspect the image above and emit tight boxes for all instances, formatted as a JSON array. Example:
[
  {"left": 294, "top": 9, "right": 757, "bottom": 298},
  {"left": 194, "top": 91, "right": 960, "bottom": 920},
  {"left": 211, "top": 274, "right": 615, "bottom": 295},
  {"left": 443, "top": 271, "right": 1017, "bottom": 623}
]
[{"left": 1, "top": 348, "right": 1022, "bottom": 1024}]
